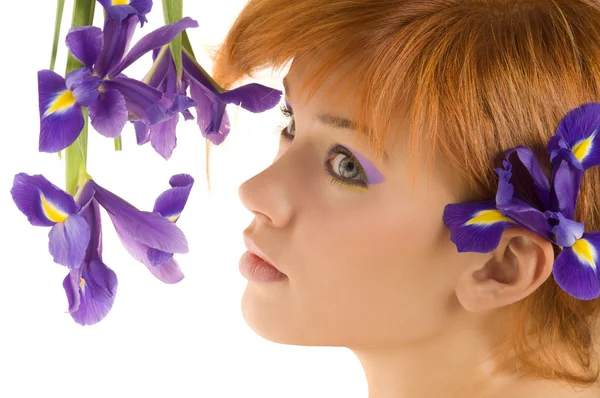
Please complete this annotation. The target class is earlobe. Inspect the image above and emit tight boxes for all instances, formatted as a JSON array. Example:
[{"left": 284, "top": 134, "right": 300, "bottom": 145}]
[{"left": 455, "top": 228, "right": 555, "bottom": 312}]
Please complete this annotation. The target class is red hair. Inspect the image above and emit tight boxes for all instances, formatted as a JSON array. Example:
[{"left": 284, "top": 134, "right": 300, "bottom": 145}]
[{"left": 209, "top": 0, "right": 600, "bottom": 386}]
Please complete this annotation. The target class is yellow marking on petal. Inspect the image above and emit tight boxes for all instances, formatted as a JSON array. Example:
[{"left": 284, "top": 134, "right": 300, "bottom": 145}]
[
  {"left": 168, "top": 214, "right": 181, "bottom": 222},
  {"left": 40, "top": 193, "right": 69, "bottom": 223},
  {"left": 572, "top": 238, "right": 597, "bottom": 269},
  {"left": 466, "top": 210, "right": 514, "bottom": 226},
  {"left": 80, "top": 277, "right": 86, "bottom": 292},
  {"left": 112, "top": 0, "right": 129, "bottom": 4},
  {"left": 572, "top": 131, "right": 597, "bottom": 162},
  {"left": 45, "top": 90, "right": 76, "bottom": 116}
]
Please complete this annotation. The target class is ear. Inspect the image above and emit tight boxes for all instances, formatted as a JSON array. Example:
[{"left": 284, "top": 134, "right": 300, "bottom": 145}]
[{"left": 455, "top": 227, "right": 555, "bottom": 312}]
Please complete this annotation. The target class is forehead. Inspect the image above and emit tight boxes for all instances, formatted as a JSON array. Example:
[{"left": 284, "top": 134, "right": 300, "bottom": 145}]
[{"left": 285, "top": 55, "right": 404, "bottom": 159}]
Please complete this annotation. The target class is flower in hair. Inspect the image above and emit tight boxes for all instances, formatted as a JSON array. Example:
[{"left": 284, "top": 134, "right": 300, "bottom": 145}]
[{"left": 443, "top": 102, "right": 600, "bottom": 300}]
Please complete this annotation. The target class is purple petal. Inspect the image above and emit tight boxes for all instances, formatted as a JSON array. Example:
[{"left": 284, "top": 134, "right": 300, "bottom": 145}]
[
  {"left": 496, "top": 201, "right": 553, "bottom": 241},
  {"left": 109, "top": 17, "right": 199, "bottom": 77},
  {"left": 63, "top": 198, "right": 114, "bottom": 324},
  {"left": 149, "top": 115, "right": 179, "bottom": 159},
  {"left": 147, "top": 248, "right": 173, "bottom": 266},
  {"left": 182, "top": 109, "right": 194, "bottom": 121},
  {"left": 153, "top": 174, "right": 194, "bottom": 220},
  {"left": 82, "top": 199, "right": 103, "bottom": 257},
  {"left": 65, "top": 26, "right": 104, "bottom": 68},
  {"left": 98, "top": 0, "right": 151, "bottom": 25},
  {"left": 106, "top": 4, "right": 139, "bottom": 22},
  {"left": 504, "top": 147, "right": 551, "bottom": 210},
  {"left": 443, "top": 200, "right": 516, "bottom": 253},
  {"left": 553, "top": 232, "right": 600, "bottom": 300},
  {"left": 148, "top": 258, "right": 184, "bottom": 284},
  {"left": 169, "top": 94, "right": 195, "bottom": 114},
  {"left": 549, "top": 212, "right": 584, "bottom": 247},
  {"left": 103, "top": 76, "right": 163, "bottom": 122},
  {"left": 94, "top": 15, "right": 139, "bottom": 78},
  {"left": 68, "top": 258, "right": 118, "bottom": 325},
  {"left": 219, "top": 83, "right": 283, "bottom": 113},
  {"left": 48, "top": 213, "right": 90, "bottom": 269},
  {"left": 11, "top": 173, "right": 78, "bottom": 226},
  {"left": 112, "top": 218, "right": 184, "bottom": 284},
  {"left": 75, "top": 181, "right": 96, "bottom": 209},
  {"left": 134, "top": 120, "right": 150, "bottom": 144},
  {"left": 38, "top": 70, "right": 68, "bottom": 117},
  {"left": 190, "top": 81, "right": 230, "bottom": 145},
  {"left": 161, "top": 50, "right": 178, "bottom": 97},
  {"left": 88, "top": 89, "right": 128, "bottom": 138},
  {"left": 131, "top": 0, "right": 152, "bottom": 17},
  {"left": 66, "top": 70, "right": 101, "bottom": 107},
  {"left": 91, "top": 181, "right": 188, "bottom": 253},
  {"left": 549, "top": 150, "right": 584, "bottom": 218},
  {"left": 38, "top": 70, "right": 84, "bottom": 152},
  {"left": 494, "top": 160, "right": 514, "bottom": 206},
  {"left": 63, "top": 267, "right": 82, "bottom": 313},
  {"left": 144, "top": 102, "right": 170, "bottom": 125},
  {"left": 549, "top": 102, "right": 600, "bottom": 170}
]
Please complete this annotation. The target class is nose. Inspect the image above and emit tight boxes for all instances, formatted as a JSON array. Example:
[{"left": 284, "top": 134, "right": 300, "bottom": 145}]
[{"left": 238, "top": 155, "right": 295, "bottom": 228}]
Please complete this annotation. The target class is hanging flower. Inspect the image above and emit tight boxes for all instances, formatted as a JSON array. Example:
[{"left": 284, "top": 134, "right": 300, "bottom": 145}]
[{"left": 38, "top": 15, "right": 198, "bottom": 152}]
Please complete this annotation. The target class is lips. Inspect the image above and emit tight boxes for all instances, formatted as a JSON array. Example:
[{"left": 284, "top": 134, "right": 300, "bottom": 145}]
[{"left": 243, "top": 234, "right": 285, "bottom": 275}]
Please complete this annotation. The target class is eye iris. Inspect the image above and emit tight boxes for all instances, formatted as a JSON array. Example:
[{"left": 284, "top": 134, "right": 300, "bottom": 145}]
[{"left": 338, "top": 157, "right": 359, "bottom": 178}]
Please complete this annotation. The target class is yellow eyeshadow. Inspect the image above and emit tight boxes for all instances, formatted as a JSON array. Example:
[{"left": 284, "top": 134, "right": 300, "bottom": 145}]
[
  {"left": 333, "top": 180, "right": 368, "bottom": 192},
  {"left": 466, "top": 210, "right": 514, "bottom": 226}
]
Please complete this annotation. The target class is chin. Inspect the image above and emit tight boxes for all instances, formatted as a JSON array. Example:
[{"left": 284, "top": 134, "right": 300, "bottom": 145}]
[{"left": 239, "top": 285, "right": 354, "bottom": 347}]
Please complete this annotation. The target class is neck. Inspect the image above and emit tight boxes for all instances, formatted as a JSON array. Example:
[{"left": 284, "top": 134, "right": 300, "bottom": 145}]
[{"left": 350, "top": 309, "right": 518, "bottom": 398}]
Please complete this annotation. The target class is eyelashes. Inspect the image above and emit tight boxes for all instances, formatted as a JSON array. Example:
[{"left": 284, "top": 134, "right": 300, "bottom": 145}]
[{"left": 276, "top": 103, "right": 369, "bottom": 190}]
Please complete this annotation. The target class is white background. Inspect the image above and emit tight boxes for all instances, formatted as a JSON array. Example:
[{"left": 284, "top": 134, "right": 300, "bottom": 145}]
[{"left": 0, "top": 1, "right": 366, "bottom": 397}]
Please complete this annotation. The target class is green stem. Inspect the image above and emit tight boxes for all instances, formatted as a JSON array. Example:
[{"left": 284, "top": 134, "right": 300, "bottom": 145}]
[
  {"left": 51, "top": 0, "right": 66, "bottom": 161},
  {"left": 114, "top": 137, "right": 122, "bottom": 151},
  {"left": 162, "top": 0, "right": 184, "bottom": 83},
  {"left": 64, "top": 0, "right": 96, "bottom": 195},
  {"left": 50, "top": 0, "right": 66, "bottom": 71}
]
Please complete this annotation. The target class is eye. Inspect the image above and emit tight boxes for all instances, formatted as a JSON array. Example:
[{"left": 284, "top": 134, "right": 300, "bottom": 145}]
[
  {"left": 278, "top": 104, "right": 295, "bottom": 140},
  {"left": 325, "top": 145, "right": 368, "bottom": 188}
]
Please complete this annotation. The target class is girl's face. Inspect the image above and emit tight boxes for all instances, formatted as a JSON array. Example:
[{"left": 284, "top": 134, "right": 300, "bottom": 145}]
[{"left": 238, "top": 55, "right": 478, "bottom": 347}]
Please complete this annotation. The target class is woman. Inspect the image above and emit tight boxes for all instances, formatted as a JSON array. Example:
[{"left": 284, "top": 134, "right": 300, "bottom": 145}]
[{"left": 211, "top": 1, "right": 600, "bottom": 396}]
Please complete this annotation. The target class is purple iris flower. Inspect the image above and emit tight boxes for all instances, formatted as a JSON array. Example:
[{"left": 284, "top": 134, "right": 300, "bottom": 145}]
[
  {"left": 38, "top": 15, "right": 199, "bottom": 153},
  {"left": 63, "top": 196, "right": 118, "bottom": 326},
  {"left": 443, "top": 102, "right": 600, "bottom": 300},
  {"left": 97, "top": 0, "right": 152, "bottom": 26},
  {"left": 134, "top": 47, "right": 283, "bottom": 147},
  {"left": 183, "top": 50, "right": 283, "bottom": 144},
  {"left": 11, "top": 174, "right": 91, "bottom": 269},
  {"left": 95, "top": 174, "right": 194, "bottom": 283},
  {"left": 134, "top": 47, "right": 196, "bottom": 159},
  {"left": 11, "top": 173, "right": 193, "bottom": 323}
]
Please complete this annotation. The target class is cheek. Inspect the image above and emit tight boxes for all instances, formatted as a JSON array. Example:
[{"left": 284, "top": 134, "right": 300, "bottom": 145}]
[{"left": 288, "top": 194, "right": 456, "bottom": 345}]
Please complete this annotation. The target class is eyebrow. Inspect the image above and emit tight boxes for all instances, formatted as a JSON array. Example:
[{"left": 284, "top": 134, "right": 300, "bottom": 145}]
[
  {"left": 283, "top": 76, "right": 390, "bottom": 162},
  {"left": 283, "top": 76, "right": 360, "bottom": 131}
]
